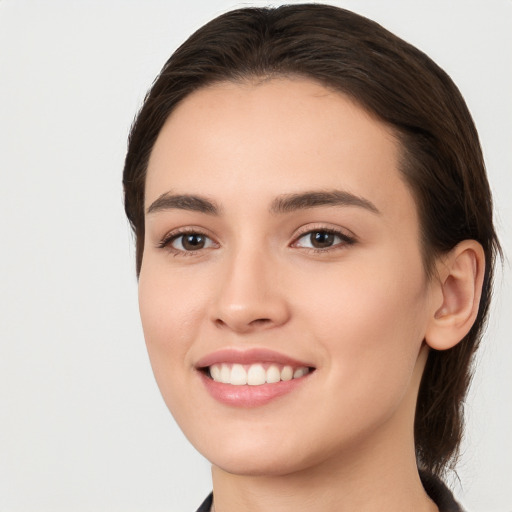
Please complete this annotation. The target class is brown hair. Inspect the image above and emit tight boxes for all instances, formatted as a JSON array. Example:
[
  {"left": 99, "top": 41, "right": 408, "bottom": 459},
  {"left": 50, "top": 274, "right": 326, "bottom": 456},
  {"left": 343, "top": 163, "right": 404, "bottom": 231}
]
[{"left": 123, "top": 4, "right": 500, "bottom": 477}]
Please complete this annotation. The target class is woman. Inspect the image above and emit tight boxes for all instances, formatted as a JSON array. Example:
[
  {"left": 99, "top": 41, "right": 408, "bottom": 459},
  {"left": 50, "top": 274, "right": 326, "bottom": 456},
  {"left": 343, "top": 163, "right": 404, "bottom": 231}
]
[{"left": 123, "top": 4, "right": 500, "bottom": 511}]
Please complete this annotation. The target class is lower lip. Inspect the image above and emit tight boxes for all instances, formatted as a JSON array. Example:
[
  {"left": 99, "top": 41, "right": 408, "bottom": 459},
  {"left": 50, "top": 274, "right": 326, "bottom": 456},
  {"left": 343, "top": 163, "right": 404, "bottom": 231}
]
[{"left": 199, "top": 371, "right": 311, "bottom": 407}]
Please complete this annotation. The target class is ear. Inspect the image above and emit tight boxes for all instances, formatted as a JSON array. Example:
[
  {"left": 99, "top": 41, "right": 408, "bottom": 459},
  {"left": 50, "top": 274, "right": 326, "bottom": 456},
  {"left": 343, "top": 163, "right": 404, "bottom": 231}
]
[{"left": 425, "top": 240, "right": 485, "bottom": 351}]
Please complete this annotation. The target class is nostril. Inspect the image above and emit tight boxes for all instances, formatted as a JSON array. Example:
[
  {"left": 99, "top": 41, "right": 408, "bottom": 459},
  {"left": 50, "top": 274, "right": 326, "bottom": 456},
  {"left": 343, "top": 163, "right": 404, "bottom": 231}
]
[
  {"left": 249, "top": 318, "right": 272, "bottom": 326},
  {"left": 213, "top": 316, "right": 273, "bottom": 331}
]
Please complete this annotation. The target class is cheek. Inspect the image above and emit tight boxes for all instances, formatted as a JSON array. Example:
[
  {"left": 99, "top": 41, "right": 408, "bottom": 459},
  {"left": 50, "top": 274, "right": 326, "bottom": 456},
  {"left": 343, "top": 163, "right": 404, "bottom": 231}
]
[
  {"left": 299, "top": 249, "right": 427, "bottom": 330},
  {"left": 137, "top": 262, "right": 206, "bottom": 391},
  {"left": 295, "top": 253, "right": 429, "bottom": 404}
]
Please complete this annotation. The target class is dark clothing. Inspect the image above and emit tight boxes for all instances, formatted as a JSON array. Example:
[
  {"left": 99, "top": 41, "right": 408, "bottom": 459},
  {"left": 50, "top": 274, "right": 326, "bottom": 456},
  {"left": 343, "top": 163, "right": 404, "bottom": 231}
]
[
  {"left": 419, "top": 470, "right": 464, "bottom": 512},
  {"left": 195, "top": 473, "right": 463, "bottom": 511},
  {"left": 196, "top": 493, "right": 213, "bottom": 512}
]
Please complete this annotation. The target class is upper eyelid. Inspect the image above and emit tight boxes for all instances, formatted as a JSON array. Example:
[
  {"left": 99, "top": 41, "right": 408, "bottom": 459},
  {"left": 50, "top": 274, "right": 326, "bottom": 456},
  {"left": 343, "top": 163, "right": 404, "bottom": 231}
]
[
  {"left": 157, "top": 227, "right": 217, "bottom": 248},
  {"left": 291, "top": 223, "right": 356, "bottom": 240},
  {"left": 289, "top": 225, "right": 358, "bottom": 252}
]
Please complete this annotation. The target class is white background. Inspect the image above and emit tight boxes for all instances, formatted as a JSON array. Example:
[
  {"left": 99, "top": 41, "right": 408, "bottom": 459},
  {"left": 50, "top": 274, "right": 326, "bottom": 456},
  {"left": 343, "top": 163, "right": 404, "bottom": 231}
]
[{"left": 0, "top": 1, "right": 510, "bottom": 511}]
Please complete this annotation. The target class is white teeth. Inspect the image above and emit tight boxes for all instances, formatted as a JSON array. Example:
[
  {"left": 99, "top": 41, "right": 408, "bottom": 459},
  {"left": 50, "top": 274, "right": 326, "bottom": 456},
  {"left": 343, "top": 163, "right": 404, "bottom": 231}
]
[
  {"left": 230, "top": 364, "right": 247, "bottom": 385},
  {"left": 293, "top": 367, "right": 309, "bottom": 379},
  {"left": 266, "top": 365, "right": 281, "bottom": 383},
  {"left": 210, "top": 364, "right": 221, "bottom": 382},
  {"left": 247, "top": 364, "right": 266, "bottom": 385},
  {"left": 220, "top": 364, "right": 231, "bottom": 384},
  {"left": 208, "top": 363, "right": 310, "bottom": 385},
  {"left": 280, "top": 365, "right": 293, "bottom": 381}
]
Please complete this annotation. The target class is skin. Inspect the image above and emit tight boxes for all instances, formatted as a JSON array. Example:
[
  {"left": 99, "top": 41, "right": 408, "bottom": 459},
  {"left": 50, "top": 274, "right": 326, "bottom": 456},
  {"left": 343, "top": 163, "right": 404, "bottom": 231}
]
[{"left": 139, "top": 78, "right": 453, "bottom": 511}]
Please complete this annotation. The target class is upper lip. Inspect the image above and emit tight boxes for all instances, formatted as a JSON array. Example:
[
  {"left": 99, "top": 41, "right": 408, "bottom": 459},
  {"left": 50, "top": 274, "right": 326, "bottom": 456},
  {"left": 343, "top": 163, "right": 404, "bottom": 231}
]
[{"left": 195, "top": 348, "right": 313, "bottom": 369}]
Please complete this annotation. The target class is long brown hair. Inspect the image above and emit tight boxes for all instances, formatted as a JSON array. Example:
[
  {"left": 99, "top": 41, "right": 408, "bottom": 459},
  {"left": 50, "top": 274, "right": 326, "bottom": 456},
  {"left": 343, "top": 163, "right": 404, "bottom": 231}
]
[{"left": 123, "top": 4, "right": 501, "bottom": 477}]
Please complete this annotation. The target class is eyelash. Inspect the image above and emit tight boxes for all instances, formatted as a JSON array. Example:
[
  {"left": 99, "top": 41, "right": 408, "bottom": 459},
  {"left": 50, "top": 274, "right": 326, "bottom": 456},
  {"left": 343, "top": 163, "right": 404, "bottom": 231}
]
[
  {"left": 157, "top": 228, "right": 217, "bottom": 256},
  {"left": 157, "top": 226, "right": 356, "bottom": 256},
  {"left": 291, "top": 226, "right": 356, "bottom": 253}
]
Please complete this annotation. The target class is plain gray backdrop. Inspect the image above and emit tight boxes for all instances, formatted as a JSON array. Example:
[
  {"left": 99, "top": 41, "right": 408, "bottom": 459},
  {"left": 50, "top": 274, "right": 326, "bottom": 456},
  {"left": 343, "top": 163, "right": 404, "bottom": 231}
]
[{"left": 1, "top": 1, "right": 511, "bottom": 511}]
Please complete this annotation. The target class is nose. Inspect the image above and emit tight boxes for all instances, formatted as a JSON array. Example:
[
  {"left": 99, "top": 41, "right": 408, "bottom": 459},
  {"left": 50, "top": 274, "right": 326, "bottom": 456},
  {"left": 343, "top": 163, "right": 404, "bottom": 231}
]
[{"left": 211, "top": 245, "right": 290, "bottom": 334}]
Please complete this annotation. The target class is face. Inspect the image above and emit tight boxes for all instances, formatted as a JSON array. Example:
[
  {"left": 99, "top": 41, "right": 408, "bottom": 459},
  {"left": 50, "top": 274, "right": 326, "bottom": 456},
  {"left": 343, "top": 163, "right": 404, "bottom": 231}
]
[{"left": 139, "top": 78, "right": 437, "bottom": 476}]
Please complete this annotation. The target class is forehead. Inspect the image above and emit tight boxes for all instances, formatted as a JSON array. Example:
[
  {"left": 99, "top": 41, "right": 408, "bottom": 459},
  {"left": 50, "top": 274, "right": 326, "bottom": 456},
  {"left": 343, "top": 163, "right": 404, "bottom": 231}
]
[{"left": 145, "top": 78, "right": 414, "bottom": 220}]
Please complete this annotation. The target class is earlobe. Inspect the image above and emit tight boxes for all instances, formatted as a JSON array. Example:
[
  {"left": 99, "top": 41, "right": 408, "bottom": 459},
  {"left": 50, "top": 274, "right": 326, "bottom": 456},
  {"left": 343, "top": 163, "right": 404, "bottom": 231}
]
[{"left": 425, "top": 240, "right": 485, "bottom": 351}]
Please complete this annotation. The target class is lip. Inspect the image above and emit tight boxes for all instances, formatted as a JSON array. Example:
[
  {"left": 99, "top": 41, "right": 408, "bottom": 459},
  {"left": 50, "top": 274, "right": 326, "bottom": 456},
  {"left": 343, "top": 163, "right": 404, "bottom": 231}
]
[
  {"left": 195, "top": 348, "right": 314, "bottom": 408},
  {"left": 195, "top": 347, "right": 312, "bottom": 369}
]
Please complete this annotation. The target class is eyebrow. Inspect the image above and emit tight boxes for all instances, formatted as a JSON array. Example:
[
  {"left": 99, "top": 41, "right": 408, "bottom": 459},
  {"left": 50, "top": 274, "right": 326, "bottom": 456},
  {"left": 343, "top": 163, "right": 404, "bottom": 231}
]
[
  {"left": 146, "top": 189, "right": 380, "bottom": 216},
  {"left": 147, "top": 192, "right": 220, "bottom": 215},
  {"left": 270, "top": 190, "right": 380, "bottom": 215}
]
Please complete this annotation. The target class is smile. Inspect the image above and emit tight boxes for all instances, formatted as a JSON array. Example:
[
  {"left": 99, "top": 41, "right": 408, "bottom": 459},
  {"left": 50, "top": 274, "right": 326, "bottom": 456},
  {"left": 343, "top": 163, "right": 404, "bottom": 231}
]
[
  {"left": 208, "top": 363, "right": 310, "bottom": 386},
  {"left": 196, "top": 348, "right": 315, "bottom": 407}
]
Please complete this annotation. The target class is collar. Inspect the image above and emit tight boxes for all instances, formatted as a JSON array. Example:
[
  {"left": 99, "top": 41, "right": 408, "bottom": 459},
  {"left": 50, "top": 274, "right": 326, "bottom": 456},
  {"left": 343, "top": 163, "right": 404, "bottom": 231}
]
[{"left": 196, "top": 472, "right": 464, "bottom": 512}]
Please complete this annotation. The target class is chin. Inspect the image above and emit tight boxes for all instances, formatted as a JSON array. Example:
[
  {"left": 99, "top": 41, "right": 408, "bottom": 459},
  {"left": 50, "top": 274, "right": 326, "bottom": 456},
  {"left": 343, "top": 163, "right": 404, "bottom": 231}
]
[
  {"left": 196, "top": 422, "right": 354, "bottom": 480},
  {"left": 210, "top": 450, "right": 310, "bottom": 478},
  {"left": 189, "top": 425, "right": 312, "bottom": 476}
]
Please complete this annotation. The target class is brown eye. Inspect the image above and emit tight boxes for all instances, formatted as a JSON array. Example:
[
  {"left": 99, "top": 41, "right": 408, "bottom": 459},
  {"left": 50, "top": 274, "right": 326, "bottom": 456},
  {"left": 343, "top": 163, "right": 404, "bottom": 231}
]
[
  {"left": 293, "top": 229, "right": 354, "bottom": 251},
  {"left": 171, "top": 233, "right": 213, "bottom": 251},
  {"left": 310, "top": 231, "right": 336, "bottom": 248}
]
